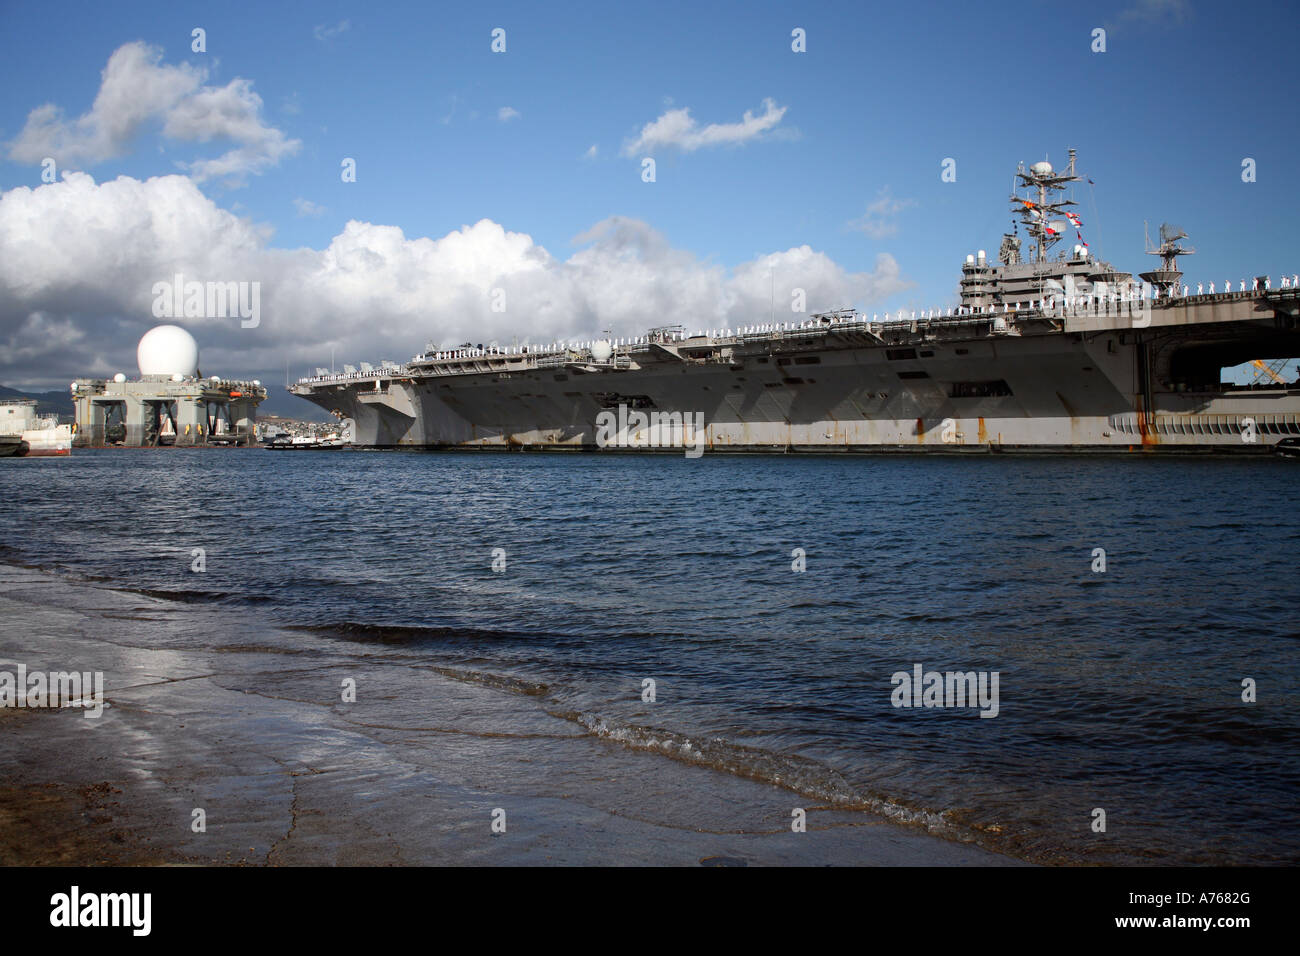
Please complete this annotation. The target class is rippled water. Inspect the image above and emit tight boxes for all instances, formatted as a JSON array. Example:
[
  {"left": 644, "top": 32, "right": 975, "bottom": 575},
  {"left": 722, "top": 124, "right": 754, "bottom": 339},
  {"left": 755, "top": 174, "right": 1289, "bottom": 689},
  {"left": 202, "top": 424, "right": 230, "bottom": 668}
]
[{"left": 3, "top": 449, "right": 1297, "bottom": 864}]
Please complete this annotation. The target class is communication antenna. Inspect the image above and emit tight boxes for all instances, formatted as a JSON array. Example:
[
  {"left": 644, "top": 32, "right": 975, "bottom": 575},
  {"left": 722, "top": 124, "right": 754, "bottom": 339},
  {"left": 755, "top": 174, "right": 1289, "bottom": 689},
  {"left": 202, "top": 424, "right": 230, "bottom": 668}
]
[
  {"left": 1011, "top": 147, "right": 1082, "bottom": 264},
  {"left": 1139, "top": 223, "right": 1195, "bottom": 295}
]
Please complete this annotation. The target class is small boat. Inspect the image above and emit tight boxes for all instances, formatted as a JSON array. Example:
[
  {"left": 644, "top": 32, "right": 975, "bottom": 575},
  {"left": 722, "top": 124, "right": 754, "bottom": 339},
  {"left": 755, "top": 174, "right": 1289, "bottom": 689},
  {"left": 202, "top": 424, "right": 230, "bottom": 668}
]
[
  {"left": 265, "top": 434, "right": 345, "bottom": 450},
  {"left": 1275, "top": 438, "right": 1300, "bottom": 459}
]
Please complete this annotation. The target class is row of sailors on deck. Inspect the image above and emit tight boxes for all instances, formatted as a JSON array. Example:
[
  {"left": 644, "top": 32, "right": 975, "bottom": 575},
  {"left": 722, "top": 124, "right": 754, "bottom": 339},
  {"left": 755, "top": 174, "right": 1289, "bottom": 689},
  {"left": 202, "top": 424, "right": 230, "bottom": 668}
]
[
  {"left": 1192, "top": 275, "right": 1297, "bottom": 295},
  {"left": 315, "top": 266, "right": 1300, "bottom": 378},
  {"left": 353, "top": 270, "right": 1300, "bottom": 371},
  {"left": 419, "top": 273, "right": 1300, "bottom": 361}
]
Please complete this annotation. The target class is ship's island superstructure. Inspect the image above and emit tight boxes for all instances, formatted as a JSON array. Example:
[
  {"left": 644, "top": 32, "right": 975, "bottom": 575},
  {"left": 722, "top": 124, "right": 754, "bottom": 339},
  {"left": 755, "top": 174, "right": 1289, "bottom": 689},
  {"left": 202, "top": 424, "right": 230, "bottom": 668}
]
[{"left": 291, "top": 150, "right": 1300, "bottom": 452}]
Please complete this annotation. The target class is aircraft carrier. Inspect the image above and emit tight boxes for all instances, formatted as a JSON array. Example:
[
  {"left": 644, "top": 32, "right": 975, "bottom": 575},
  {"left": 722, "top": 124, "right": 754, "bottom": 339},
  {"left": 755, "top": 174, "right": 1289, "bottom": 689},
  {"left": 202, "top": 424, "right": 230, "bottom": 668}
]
[{"left": 290, "top": 150, "right": 1300, "bottom": 453}]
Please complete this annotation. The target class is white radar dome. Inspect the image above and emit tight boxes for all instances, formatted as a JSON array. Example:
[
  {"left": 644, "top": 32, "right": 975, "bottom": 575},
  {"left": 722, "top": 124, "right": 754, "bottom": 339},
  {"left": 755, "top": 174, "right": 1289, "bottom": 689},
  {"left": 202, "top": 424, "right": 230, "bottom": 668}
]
[
  {"left": 1030, "top": 161, "right": 1053, "bottom": 177},
  {"left": 137, "top": 325, "right": 199, "bottom": 378},
  {"left": 590, "top": 340, "right": 614, "bottom": 362},
  {"left": 113, "top": 373, "right": 127, "bottom": 383}
]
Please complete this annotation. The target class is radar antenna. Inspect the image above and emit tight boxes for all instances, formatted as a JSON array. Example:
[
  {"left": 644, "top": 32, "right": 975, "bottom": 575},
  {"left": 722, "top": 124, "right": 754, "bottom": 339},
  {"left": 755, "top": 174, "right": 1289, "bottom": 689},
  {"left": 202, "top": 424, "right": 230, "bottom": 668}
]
[
  {"left": 1139, "top": 221, "right": 1195, "bottom": 296},
  {"left": 1011, "top": 147, "right": 1082, "bottom": 264}
]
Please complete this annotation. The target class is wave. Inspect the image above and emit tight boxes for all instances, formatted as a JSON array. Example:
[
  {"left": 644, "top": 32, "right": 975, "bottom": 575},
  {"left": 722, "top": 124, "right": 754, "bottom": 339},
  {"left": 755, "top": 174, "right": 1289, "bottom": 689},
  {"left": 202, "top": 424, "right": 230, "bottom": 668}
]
[
  {"left": 422, "top": 664, "right": 548, "bottom": 697},
  {"left": 110, "top": 586, "right": 241, "bottom": 605},
  {"left": 553, "top": 709, "right": 970, "bottom": 842}
]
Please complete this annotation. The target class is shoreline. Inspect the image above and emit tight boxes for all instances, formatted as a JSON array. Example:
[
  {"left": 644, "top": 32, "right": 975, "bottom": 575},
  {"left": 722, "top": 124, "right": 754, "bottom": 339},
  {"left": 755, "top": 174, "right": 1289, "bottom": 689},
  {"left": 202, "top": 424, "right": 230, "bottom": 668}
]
[{"left": 0, "top": 562, "right": 1019, "bottom": 866}]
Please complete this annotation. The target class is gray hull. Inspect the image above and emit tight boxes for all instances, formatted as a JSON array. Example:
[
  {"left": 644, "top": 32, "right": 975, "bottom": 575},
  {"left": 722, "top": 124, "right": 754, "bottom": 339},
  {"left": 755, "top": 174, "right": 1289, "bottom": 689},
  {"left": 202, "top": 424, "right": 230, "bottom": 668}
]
[{"left": 292, "top": 290, "right": 1300, "bottom": 453}]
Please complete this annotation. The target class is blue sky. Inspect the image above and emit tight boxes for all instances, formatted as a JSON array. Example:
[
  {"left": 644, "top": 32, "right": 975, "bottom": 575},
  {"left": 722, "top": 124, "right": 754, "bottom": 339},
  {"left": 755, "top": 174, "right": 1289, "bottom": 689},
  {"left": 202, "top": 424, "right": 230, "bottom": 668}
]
[{"left": 0, "top": 0, "right": 1295, "bottom": 409}]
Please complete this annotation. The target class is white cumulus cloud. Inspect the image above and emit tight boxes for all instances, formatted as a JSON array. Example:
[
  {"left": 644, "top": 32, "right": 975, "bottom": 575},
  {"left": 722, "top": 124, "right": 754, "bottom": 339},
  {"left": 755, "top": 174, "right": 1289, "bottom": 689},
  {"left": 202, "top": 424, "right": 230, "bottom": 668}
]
[
  {"left": 497, "top": 106, "right": 521, "bottom": 122},
  {"left": 0, "top": 173, "right": 909, "bottom": 391},
  {"left": 6, "top": 41, "right": 299, "bottom": 184}
]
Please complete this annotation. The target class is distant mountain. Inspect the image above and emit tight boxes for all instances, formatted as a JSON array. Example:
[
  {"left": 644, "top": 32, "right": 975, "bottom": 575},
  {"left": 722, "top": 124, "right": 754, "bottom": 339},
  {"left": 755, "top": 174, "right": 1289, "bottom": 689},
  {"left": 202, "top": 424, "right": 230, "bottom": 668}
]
[{"left": 0, "top": 385, "right": 74, "bottom": 418}]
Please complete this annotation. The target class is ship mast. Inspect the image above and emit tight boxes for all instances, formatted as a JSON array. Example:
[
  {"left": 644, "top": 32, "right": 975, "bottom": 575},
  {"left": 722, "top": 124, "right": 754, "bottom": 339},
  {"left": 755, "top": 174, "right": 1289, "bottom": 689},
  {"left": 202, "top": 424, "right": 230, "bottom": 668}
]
[
  {"left": 1011, "top": 148, "right": 1082, "bottom": 264},
  {"left": 1139, "top": 223, "right": 1195, "bottom": 296}
]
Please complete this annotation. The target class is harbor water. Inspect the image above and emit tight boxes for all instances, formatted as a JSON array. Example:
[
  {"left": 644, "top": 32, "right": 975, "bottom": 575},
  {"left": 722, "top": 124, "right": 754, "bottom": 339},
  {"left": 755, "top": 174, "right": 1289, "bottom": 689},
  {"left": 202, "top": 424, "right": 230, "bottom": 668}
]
[{"left": 2, "top": 449, "right": 1296, "bottom": 864}]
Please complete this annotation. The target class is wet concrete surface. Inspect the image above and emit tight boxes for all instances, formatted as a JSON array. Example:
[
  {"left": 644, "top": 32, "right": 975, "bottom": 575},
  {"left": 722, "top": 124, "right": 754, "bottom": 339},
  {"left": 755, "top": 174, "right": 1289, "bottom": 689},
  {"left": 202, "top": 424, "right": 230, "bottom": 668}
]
[{"left": 0, "top": 564, "right": 1019, "bottom": 866}]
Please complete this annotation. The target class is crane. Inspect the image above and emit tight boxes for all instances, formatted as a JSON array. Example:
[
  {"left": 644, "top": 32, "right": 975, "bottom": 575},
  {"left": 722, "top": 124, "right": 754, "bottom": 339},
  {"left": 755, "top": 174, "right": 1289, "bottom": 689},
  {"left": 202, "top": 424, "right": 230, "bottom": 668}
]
[{"left": 1250, "top": 359, "right": 1290, "bottom": 386}]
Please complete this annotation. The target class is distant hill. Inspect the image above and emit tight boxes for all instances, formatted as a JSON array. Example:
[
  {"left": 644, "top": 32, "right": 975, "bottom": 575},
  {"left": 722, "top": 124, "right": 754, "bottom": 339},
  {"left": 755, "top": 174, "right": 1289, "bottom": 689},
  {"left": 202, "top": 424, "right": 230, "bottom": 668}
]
[{"left": 0, "top": 385, "right": 74, "bottom": 418}]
